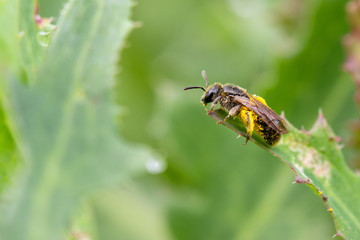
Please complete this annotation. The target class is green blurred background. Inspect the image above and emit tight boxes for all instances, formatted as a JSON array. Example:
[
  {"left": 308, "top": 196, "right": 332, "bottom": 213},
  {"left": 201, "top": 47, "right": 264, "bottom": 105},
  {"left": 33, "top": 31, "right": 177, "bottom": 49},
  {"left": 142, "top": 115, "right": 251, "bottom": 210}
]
[{"left": 38, "top": 0, "right": 357, "bottom": 239}]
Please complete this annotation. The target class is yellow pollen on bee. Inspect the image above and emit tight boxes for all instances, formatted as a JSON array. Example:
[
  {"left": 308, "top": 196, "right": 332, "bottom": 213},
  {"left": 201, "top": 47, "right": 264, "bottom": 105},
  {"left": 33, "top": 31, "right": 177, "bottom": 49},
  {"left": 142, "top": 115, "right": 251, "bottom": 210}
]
[
  {"left": 328, "top": 208, "right": 333, "bottom": 213},
  {"left": 239, "top": 107, "right": 255, "bottom": 137},
  {"left": 253, "top": 95, "right": 268, "bottom": 105}
]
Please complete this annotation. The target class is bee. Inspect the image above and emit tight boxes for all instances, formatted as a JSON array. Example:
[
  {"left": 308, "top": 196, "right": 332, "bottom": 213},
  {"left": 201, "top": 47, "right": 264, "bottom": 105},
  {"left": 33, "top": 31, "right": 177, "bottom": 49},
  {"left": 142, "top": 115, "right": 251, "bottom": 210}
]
[{"left": 184, "top": 71, "right": 288, "bottom": 146}]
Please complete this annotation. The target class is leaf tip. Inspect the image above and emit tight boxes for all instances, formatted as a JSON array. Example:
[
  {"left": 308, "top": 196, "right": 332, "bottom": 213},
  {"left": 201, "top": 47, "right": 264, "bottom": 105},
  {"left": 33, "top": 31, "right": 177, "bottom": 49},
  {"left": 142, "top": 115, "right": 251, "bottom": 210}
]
[
  {"left": 280, "top": 110, "right": 288, "bottom": 120},
  {"left": 309, "top": 109, "right": 335, "bottom": 135}
]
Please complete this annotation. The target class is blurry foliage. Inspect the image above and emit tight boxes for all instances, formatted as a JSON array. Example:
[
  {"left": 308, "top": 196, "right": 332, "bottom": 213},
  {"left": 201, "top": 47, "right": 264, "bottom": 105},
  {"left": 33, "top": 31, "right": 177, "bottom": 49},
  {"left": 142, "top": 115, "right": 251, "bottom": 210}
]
[
  {"left": 0, "top": 0, "right": 358, "bottom": 239},
  {"left": 344, "top": 0, "right": 360, "bottom": 169},
  {"left": 0, "top": 0, "right": 152, "bottom": 239}
]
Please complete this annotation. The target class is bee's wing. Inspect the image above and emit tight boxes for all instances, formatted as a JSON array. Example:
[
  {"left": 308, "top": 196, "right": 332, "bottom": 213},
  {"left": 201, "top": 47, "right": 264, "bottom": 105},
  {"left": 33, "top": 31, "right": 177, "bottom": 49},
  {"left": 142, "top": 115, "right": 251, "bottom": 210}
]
[{"left": 233, "top": 95, "right": 288, "bottom": 134}]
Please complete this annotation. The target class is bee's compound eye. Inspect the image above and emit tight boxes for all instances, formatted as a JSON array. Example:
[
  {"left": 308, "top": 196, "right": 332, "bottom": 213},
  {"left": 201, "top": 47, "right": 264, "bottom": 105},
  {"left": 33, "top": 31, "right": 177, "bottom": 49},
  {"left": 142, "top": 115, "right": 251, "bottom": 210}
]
[{"left": 203, "top": 92, "right": 214, "bottom": 104}]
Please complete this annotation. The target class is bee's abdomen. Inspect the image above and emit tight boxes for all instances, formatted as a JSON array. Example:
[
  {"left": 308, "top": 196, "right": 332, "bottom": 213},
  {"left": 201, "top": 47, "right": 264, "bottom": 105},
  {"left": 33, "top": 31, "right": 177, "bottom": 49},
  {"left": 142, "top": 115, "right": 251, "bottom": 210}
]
[{"left": 255, "top": 118, "right": 281, "bottom": 146}]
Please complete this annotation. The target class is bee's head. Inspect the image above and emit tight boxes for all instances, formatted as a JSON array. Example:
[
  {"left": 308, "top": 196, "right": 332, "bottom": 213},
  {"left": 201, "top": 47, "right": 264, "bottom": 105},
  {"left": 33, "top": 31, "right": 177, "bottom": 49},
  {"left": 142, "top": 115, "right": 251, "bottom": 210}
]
[
  {"left": 201, "top": 83, "right": 222, "bottom": 105},
  {"left": 184, "top": 71, "right": 223, "bottom": 106}
]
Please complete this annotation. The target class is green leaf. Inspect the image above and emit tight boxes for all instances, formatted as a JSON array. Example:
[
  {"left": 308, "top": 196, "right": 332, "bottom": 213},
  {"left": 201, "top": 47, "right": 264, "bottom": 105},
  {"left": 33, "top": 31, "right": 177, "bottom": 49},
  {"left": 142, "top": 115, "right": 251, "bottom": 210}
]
[
  {"left": 208, "top": 109, "right": 360, "bottom": 239},
  {"left": 0, "top": 0, "right": 20, "bottom": 194},
  {"left": 0, "top": 107, "right": 17, "bottom": 193},
  {"left": 0, "top": 0, "right": 152, "bottom": 239}
]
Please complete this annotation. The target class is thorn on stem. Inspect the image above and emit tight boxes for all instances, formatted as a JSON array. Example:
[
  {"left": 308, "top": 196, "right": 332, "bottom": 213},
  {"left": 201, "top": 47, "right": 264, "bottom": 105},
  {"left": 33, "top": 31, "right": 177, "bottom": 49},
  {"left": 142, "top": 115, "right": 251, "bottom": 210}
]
[
  {"left": 293, "top": 176, "right": 310, "bottom": 184},
  {"left": 329, "top": 136, "right": 342, "bottom": 143}
]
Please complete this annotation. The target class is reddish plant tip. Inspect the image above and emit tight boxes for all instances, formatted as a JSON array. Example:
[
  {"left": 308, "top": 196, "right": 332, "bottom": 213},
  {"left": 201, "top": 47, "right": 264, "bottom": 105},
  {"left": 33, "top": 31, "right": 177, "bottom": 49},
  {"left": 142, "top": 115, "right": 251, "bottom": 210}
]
[
  {"left": 332, "top": 232, "right": 346, "bottom": 239},
  {"left": 34, "top": 2, "right": 54, "bottom": 28},
  {"left": 309, "top": 109, "right": 329, "bottom": 133},
  {"left": 316, "top": 112, "right": 326, "bottom": 127},
  {"left": 34, "top": 3, "right": 42, "bottom": 26},
  {"left": 318, "top": 109, "right": 324, "bottom": 120},
  {"left": 280, "top": 111, "right": 288, "bottom": 121}
]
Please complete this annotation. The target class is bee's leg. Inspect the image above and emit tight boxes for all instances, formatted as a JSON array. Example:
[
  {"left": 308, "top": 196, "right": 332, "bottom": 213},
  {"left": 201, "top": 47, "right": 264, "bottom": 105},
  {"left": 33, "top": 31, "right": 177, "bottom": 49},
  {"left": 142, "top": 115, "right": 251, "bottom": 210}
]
[
  {"left": 209, "top": 96, "right": 221, "bottom": 112},
  {"left": 240, "top": 110, "right": 255, "bottom": 145},
  {"left": 217, "top": 105, "right": 241, "bottom": 124}
]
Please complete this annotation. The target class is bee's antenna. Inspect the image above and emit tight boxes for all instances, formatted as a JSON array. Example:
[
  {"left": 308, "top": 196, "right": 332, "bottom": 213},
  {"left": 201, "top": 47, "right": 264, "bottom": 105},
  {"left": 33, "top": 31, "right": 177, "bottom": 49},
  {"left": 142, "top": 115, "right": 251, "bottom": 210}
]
[
  {"left": 202, "top": 70, "right": 208, "bottom": 89},
  {"left": 184, "top": 86, "right": 205, "bottom": 91}
]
